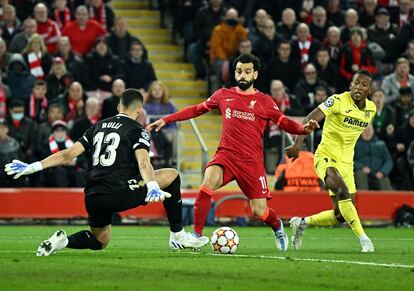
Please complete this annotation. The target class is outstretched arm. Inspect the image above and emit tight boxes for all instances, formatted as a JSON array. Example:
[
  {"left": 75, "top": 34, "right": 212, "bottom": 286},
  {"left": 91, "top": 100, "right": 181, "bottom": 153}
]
[
  {"left": 5, "top": 142, "right": 85, "bottom": 179},
  {"left": 146, "top": 102, "right": 211, "bottom": 132},
  {"left": 285, "top": 107, "right": 326, "bottom": 160}
]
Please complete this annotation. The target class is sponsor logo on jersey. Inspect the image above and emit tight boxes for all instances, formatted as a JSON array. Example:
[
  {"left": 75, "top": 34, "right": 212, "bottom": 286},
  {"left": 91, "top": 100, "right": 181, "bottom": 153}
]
[
  {"left": 345, "top": 109, "right": 352, "bottom": 113},
  {"left": 248, "top": 100, "right": 257, "bottom": 109},
  {"left": 226, "top": 98, "right": 234, "bottom": 102},
  {"left": 343, "top": 117, "right": 368, "bottom": 128},
  {"left": 225, "top": 107, "right": 255, "bottom": 121}
]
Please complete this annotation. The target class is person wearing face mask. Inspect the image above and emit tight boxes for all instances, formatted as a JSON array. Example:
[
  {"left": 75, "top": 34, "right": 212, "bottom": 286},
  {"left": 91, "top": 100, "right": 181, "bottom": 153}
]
[
  {"left": 209, "top": 8, "right": 247, "bottom": 89},
  {"left": 44, "top": 119, "right": 83, "bottom": 187},
  {"left": 5, "top": 99, "right": 36, "bottom": 163}
]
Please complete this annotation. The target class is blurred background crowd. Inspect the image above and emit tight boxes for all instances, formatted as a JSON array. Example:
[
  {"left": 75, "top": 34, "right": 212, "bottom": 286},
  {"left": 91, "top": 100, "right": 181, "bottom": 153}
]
[{"left": 0, "top": 0, "right": 413, "bottom": 191}]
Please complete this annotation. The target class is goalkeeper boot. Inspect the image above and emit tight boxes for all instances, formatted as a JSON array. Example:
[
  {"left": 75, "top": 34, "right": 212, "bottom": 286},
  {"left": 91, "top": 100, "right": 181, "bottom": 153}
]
[
  {"left": 36, "top": 230, "right": 68, "bottom": 256},
  {"left": 360, "top": 237, "right": 375, "bottom": 253},
  {"left": 273, "top": 219, "right": 288, "bottom": 252},
  {"left": 289, "top": 217, "right": 307, "bottom": 250},
  {"left": 169, "top": 230, "right": 209, "bottom": 250}
]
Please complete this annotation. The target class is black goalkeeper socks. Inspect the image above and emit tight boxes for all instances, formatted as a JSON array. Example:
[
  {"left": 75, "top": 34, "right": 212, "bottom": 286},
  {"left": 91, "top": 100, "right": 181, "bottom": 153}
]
[
  {"left": 67, "top": 230, "right": 103, "bottom": 250},
  {"left": 163, "top": 175, "right": 183, "bottom": 232}
]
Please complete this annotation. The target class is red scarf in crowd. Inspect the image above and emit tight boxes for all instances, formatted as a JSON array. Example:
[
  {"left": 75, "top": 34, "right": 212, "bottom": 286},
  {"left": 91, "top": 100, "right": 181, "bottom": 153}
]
[
  {"left": 54, "top": 7, "right": 71, "bottom": 29},
  {"left": 89, "top": 4, "right": 106, "bottom": 29},
  {"left": 28, "top": 52, "right": 44, "bottom": 80},
  {"left": 275, "top": 93, "right": 291, "bottom": 113},
  {"left": 88, "top": 114, "right": 100, "bottom": 125},
  {"left": 30, "top": 94, "right": 48, "bottom": 119},
  {"left": 0, "top": 85, "right": 6, "bottom": 119},
  {"left": 299, "top": 36, "right": 312, "bottom": 65},
  {"left": 49, "top": 135, "right": 73, "bottom": 154}
]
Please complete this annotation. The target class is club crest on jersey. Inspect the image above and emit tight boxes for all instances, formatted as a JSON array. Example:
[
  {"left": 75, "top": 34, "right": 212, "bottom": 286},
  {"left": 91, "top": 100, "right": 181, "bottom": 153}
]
[
  {"left": 365, "top": 111, "right": 370, "bottom": 119},
  {"left": 249, "top": 100, "right": 257, "bottom": 109},
  {"left": 324, "top": 98, "right": 334, "bottom": 107}
]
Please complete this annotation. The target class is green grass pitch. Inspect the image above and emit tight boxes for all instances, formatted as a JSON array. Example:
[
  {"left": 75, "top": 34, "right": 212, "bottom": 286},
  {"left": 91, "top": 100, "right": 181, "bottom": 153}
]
[{"left": 0, "top": 226, "right": 413, "bottom": 290}]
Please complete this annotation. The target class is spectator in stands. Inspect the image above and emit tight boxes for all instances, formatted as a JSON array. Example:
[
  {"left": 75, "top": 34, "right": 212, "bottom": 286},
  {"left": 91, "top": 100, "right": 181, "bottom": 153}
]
[
  {"left": 340, "top": 8, "right": 359, "bottom": 44},
  {"left": 291, "top": 23, "right": 320, "bottom": 67},
  {"left": 52, "top": 0, "right": 73, "bottom": 30},
  {"left": 4, "top": 53, "right": 36, "bottom": 106},
  {"left": 29, "top": 80, "right": 48, "bottom": 124},
  {"left": 83, "top": 37, "right": 124, "bottom": 92},
  {"left": 45, "top": 120, "right": 83, "bottom": 187},
  {"left": 107, "top": 17, "right": 147, "bottom": 60},
  {"left": 269, "top": 79, "right": 303, "bottom": 116},
  {"left": 294, "top": 63, "right": 330, "bottom": 114},
  {"left": 397, "top": 0, "right": 413, "bottom": 29},
  {"left": 381, "top": 58, "right": 414, "bottom": 103},
  {"left": 276, "top": 8, "right": 299, "bottom": 41},
  {"left": 312, "top": 86, "right": 328, "bottom": 146},
  {"left": 9, "top": 18, "right": 37, "bottom": 53},
  {"left": 267, "top": 40, "right": 301, "bottom": 93},
  {"left": 322, "top": 26, "right": 342, "bottom": 65},
  {"left": 309, "top": 6, "right": 332, "bottom": 42},
  {"left": 88, "top": 0, "right": 115, "bottom": 31},
  {"left": 0, "top": 78, "right": 10, "bottom": 119},
  {"left": 34, "top": 3, "right": 61, "bottom": 54},
  {"left": 253, "top": 19, "right": 281, "bottom": 63},
  {"left": 101, "top": 78, "right": 124, "bottom": 119},
  {"left": 327, "top": 0, "right": 345, "bottom": 27},
  {"left": 354, "top": 124, "right": 393, "bottom": 190},
  {"left": 144, "top": 80, "right": 177, "bottom": 133},
  {"left": 314, "top": 47, "right": 338, "bottom": 91},
  {"left": 371, "top": 89, "right": 395, "bottom": 146},
  {"left": 70, "top": 97, "right": 101, "bottom": 141},
  {"left": 299, "top": 0, "right": 315, "bottom": 23},
  {"left": 187, "top": 0, "right": 227, "bottom": 80},
  {"left": 398, "top": 15, "right": 414, "bottom": 56},
  {"left": 62, "top": 5, "right": 106, "bottom": 56},
  {"left": 55, "top": 36, "right": 82, "bottom": 81},
  {"left": 402, "top": 40, "right": 414, "bottom": 74},
  {"left": 248, "top": 9, "right": 268, "bottom": 45},
  {"left": 35, "top": 103, "right": 64, "bottom": 159},
  {"left": 367, "top": 7, "right": 399, "bottom": 64},
  {"left": 392, "top": 87, "right": 414, "bottom": 130},
  {"left": 390, "top": 109, "right": 414, "bottom": 189},
  {"left": 0, "top": 119, "right": 25, "bottom": 187},
  {"left": 0, "top": 4, "right": 20, "bottom": 45},
  {"left": 209, "top": 8, "right": 247, "bottom": 87},
  {"left": 22, "top": 34, "right": 52, "bottom": 80},
  {"left": 53, "top": 81, "right": 86, "bottom": 123},
  {"left": 358, "top": 0, "right": 377, "bottom": 28},
  {"left": 46, "top": 57, "right": 72, "bottom": 100},
  {"left": 0, "top": 37, "right": 11, "bottom": 73},
  {"left": 6, "top": 99, "right": 36, "bottom": 161},
  {"left": 123, "top": 41, "right": 157, "bottom": 92},
  {"left": 339, "top": 28, "right": 376, "bottom": 89}
]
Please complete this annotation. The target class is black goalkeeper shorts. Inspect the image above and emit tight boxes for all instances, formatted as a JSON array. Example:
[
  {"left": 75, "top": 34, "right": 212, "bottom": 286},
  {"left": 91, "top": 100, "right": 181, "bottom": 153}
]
[{"left": 85, "top": 181, "right": 148, "bottom": 228}]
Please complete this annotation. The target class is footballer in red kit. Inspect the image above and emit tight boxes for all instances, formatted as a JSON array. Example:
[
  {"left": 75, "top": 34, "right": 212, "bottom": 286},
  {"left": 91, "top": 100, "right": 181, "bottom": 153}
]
[{"left": 147, "top": 53, "right": 319, "bottom": 251}]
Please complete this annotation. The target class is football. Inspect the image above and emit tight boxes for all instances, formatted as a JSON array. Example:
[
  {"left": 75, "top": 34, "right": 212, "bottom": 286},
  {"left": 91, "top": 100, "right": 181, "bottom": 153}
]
[{"left": 211, "top": 227, "right": 239, "bottom": 254}]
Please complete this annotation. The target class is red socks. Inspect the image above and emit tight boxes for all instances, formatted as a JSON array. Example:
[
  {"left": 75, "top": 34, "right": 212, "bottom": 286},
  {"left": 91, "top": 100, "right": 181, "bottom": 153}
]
[
  {"left": 258, "top": 208, "right": 281, "bottom": 230},
  {"left": 193, "top": 186, "right": 213, "bottom": 236}
]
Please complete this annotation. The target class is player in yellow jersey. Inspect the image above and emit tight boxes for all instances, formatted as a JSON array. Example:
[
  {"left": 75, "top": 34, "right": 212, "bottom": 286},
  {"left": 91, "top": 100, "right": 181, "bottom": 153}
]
[{"left": 285, "top": 70, "right": 376, "bottom": 252}]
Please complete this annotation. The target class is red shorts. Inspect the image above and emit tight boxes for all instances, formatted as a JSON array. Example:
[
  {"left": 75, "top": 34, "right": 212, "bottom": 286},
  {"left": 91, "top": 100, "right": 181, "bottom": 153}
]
[{"left": 205, "top": 152, "right": 271, "bottom": 200}]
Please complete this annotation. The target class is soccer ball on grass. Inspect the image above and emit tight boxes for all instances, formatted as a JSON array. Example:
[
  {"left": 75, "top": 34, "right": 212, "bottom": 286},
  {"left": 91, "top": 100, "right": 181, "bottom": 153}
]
[{"left": 211, "top": 227, "right": 239, "bottom": 254}]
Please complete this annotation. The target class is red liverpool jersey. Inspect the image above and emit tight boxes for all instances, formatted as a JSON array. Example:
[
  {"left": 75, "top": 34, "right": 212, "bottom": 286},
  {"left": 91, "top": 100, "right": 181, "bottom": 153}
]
[{"left": 163, "top": 87, "right": 306, "bottom": 160}]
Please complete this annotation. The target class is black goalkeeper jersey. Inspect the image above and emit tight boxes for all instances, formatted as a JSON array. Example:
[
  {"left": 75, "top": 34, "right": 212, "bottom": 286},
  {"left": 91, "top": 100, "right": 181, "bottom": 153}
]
[{"left": 78, "top": 113, "right": 151, "bottom": 195}]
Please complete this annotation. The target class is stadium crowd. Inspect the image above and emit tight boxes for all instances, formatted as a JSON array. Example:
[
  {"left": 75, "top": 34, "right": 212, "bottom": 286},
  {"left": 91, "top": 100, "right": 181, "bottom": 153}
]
[{"left": 0, "top": 0, "right": 413, "bottom": 191}]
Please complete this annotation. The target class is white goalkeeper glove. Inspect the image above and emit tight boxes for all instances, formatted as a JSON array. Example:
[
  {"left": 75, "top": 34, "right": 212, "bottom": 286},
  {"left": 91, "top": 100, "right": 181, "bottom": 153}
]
[
  {"left": 4, "top": 160, "right": 43, "bottom": 179},
  {"left": 145, "top": 181, "right": 171, "bottom": 203}
]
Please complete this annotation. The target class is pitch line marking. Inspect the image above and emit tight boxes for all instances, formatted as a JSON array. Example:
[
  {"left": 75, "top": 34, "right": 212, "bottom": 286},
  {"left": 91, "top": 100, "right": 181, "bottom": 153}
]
[{"left": 1, "top": 250, "right": 413, "bottom": 269}]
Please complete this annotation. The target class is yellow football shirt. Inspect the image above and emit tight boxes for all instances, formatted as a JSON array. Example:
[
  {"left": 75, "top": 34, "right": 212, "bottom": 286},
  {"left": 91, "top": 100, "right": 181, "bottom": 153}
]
[{"left": 316, "top": 91, "right": 376, "bottom": 164}]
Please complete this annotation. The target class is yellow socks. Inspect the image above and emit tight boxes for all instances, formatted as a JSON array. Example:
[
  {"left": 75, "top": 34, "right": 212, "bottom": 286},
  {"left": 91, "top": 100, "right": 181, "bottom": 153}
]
[
  {"left": 338, "top": 199, "right": 366, "bottom": 237},
  {"left": 306, "top": 210, "right": 339, "bottom": 227}
]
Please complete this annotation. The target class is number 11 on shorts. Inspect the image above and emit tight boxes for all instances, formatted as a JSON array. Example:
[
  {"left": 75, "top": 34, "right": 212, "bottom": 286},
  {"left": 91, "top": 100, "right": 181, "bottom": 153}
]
[{"left": 259, "top": 175, "right": 268, "bottom": 191}]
